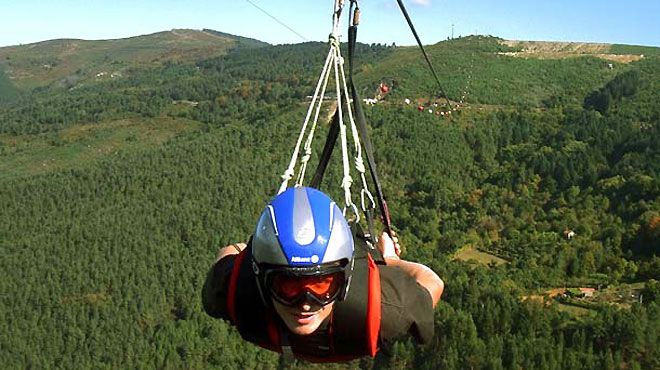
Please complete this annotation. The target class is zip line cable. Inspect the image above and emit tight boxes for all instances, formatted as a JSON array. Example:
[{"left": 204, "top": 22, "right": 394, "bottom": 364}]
[
  {"left": 243, "top": 0, "right": 309, "bottom": 42},
  {"left": 395, "top": 0, "right": 452, "bottom": 110}
]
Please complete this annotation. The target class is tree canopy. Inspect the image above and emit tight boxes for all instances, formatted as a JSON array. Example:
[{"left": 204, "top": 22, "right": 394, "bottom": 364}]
[{"left": 1, "top": 36, "right": 658, "bottom": 369}]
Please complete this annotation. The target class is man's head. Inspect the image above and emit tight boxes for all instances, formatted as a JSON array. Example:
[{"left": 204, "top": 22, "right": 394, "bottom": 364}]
[{"left": 251, "top": 187, "right": 354, "bottom": 335}]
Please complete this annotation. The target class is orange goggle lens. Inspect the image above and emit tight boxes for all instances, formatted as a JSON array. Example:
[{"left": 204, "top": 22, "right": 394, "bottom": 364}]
[{"left": 270, "top": 271, "right": 343, "bottom": 306}]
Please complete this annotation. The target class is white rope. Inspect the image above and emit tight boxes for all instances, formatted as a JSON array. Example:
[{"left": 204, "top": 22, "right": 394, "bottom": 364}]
[
  {"left": 279, "top": 0, "right": 343, "bottom": 194},
  {"left": 332, "top": 47, "right": 355, "bottom": 214},
  {"left": 336, "top": 42, "right": 375, "bottom": 213},
  {"left": 278, "top": 48, "right": 334, "bottom": 194},
  {"left": 277, "top": 0, "right": 373, "bottom": 222},
  {"left": 296, "top": 49, "right": 335, "bottom": 187},
  {"left": 297, "top": 0, "right": 340, "bottom": 187}
]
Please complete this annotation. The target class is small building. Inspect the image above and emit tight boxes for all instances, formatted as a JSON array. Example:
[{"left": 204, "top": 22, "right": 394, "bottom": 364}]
[
  {"left": 565, "top": 288, "right": 594, "bottom": 298},
  {"left": 563, "top": 229, "right": 576, "bottom": 240},
  {"left": 579, "top": 288, "right": 595, "bottom": 298}
]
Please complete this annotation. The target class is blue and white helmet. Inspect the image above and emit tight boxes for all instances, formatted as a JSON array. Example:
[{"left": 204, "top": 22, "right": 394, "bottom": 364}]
[{"left": 252, "top": 187, "right": 354, "bottom": 300}]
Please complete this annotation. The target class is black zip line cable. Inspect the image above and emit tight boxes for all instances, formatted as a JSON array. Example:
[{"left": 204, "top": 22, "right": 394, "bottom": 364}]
[
  {"left": 395, "top": 0, "right": 453, "bottom": 110},
  {"left": 243, "top": 0, "right": 309, "bottom": 42}
]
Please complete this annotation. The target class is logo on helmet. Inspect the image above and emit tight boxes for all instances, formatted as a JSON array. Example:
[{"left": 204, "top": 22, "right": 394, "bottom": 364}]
[{"left": 291, "top": 255, "right": 320, "bottom": 263}]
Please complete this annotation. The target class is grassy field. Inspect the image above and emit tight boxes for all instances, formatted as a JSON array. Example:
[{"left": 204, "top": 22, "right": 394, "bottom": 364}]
[
  {"left": 0, "top": 116, "right": 200, "bottom": 181},
  {"left": 555, "top": 302, "right": 596, "bottom": 317},
  {"left": 453, "top": 245, "right": 509, "bottom": 266}
]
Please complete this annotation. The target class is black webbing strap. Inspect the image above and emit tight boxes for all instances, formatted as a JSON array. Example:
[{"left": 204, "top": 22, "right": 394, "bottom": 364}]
[
  {"left": 310, "top": 106, "right": 340, "bottom": 189},
  {"left": 395, "top": 0, "right": 452, "bottom": 110},
  {"left": 347, "top": 24, "right": 394, "bottom": 238},
  {"left": 310, "top": 3, "right": 394, "bottom": 238}
]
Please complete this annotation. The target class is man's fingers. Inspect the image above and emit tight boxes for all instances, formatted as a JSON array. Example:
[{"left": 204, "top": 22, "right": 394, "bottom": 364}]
[{"left": 382, "top": 231, "right": 402, "bottom": 257}]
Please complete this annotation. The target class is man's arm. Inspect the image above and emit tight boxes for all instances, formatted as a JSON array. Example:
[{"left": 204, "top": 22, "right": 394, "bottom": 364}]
[
  {"left": 202, "top": 242, "right": 248, "bottom": 319},
  {"left": 377, "top": 232, "right": 444, "bottom": 308}
]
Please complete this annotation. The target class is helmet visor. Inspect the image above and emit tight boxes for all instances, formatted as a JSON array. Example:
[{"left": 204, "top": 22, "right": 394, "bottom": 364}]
[{"left": 267, "top": 268, "right": 345, "bottom": 306}]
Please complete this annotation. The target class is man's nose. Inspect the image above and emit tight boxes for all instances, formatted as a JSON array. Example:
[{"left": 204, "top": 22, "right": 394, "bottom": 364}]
[{"left": 299, "top": 293, "right": 322, "bottom": 311}]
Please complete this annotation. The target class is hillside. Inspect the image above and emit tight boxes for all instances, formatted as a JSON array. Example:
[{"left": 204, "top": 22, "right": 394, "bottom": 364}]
[
  {"left": 355, "top": 36, "right": 653, "bottom": 107},
  {"left": 0, "top": 34, "right": 658, "bottom": 369},
  {"left": 0, "top": 29, "right": 269, "bottom": 94}
]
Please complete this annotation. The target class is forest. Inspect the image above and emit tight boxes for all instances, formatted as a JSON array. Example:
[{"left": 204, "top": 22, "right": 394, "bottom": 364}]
[{"left": 0, "top": 35, "right": 658, "bottom": 369}]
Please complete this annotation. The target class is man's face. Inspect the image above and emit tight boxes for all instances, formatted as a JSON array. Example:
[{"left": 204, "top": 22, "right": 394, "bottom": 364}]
[{"left": 272, "top": 298, "right": 334, "bottom": 335}]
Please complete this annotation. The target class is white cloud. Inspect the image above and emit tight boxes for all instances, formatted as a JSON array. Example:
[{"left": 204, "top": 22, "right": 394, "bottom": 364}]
[{"left": 410, "top": 0, "right": 431, "bottom": 6}]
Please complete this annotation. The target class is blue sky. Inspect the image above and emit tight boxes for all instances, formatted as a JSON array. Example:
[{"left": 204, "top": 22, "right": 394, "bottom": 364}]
[{"left": 1, "top": 0, "right": 658, "bottom": 48}]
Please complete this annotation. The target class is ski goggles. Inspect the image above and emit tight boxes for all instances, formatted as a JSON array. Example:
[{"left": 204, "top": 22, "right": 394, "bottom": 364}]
[{"left": 265, "top": 266, "right": 346, "bottom": 307}]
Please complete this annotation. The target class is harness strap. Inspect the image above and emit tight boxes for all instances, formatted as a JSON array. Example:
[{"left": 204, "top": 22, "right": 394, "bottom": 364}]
[
  {"left": 365, "top": 253, "right": 381, "bottom": 356},
  {"left": 279, "top": 327, "right": 294, "bottom": 360},
  {"left": 333, "top": 223, "right": 381, "bottom": 356},
  {"left": 228, "top": 245, "right": 283, "bottom": 352},
  {"left": 310, "top": 107, "right": 340, "bottom": 189},
  {"left": 346, "top": 21, "right": 393, "bottom": 237},
  {"left": 227, "top": 250, "right": 246, "bottom": 325}
]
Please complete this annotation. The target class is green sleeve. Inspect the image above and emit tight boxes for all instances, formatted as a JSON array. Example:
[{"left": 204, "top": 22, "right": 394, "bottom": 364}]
[
  {"left": 378, "top": 265, "right": 435, "bottom": 344},
  {"left": 202, "top": 255, "right": 236, "bottom": 321}
]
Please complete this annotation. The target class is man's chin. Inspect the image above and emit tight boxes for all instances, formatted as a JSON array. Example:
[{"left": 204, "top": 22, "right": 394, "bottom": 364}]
[{"left": 290, "top": 326, "right": 317, "bottom": 335}]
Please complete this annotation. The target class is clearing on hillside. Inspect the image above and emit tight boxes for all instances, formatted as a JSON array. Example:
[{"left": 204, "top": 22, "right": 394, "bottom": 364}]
[
  {"left": 453, "top": 245, "right": 509, "bottom": 266},
  {"left": 499, "top": 40, "right": 644, "bottom": 63}
]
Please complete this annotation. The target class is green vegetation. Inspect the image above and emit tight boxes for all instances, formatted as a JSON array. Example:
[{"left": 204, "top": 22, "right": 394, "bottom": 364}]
[
  {"left": 554, "top": 302, "right": 596, "bottom": 317},
  {"left": 0, "top": 117, "right": 200, "bottom": 181},
  {"left": 0, "top": 34, "right": 658, "bottom": 369},
  {"left": 0, "top": 65, "right": 19, "bottom": 103},
  {"left": 358, "top": 36, "right": 620, "bottom": 107},
  {"left": 610, "top": 44, "right": 660, "bottom": 56},
  {"left": 584, "top": 69, "right": 642, "bottom": 113},
  {"left": 0, "top": 28, "right": 268, "bottom": 91}
]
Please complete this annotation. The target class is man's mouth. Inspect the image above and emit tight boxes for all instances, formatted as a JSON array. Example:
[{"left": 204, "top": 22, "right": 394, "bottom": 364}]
[{"left": 294, "top": 311, "right": 319, "bottom": 325}]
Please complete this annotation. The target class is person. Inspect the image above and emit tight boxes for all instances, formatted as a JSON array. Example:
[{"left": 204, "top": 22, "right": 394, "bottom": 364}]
[{"left": 203, "top": 186, "right": 444, "bottom": 362}]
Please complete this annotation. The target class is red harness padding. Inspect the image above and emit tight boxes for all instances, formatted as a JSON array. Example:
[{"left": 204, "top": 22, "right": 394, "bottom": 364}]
[
  {"left": 226, "top": 249, "right": 244, "bottom": 325},
  {"left": 365, "top": 254, "right": 381, "bottom": 356},
  {"left": 225, "top": 230, "right": 381, "bottom": 362}
]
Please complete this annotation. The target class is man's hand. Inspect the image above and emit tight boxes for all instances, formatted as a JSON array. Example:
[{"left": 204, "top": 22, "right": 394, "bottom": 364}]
[{"left": 377, "top": 231, "right": 401, "bottom": 259}]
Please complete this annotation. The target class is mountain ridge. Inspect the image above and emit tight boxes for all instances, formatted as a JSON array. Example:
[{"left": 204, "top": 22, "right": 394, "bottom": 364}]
[{"left": 0, "top": 29, "right": 269, "bottom": 92}]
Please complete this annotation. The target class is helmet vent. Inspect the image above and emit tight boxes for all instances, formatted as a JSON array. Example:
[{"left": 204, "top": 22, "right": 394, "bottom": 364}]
[
  {"left": 267, "top": 205, "right": 278, "bottom": 235},
  {"left": 293, "top": 188, "right": 316, "bottom": 245}
]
